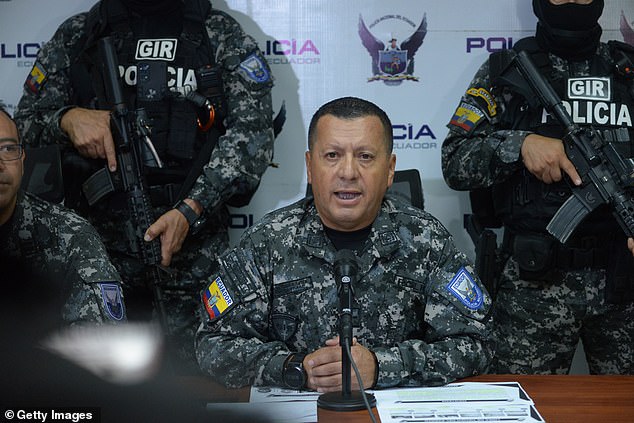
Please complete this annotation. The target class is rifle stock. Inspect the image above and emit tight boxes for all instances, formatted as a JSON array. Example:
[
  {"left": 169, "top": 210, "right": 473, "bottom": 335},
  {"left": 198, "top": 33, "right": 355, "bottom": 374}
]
[{"left": 503, "top": 49, "right": 634, "bottom": 243}]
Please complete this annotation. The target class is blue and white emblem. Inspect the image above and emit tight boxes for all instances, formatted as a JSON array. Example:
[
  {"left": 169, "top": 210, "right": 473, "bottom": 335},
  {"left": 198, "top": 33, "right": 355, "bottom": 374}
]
[
  {"left": 446, "top": 267, "right": 483, "bottom": 310},
  {"left": 100, "top": 283, "right": 125, "bottom": 321},
  {"left": 238, "top": 53, "right": 271, "bottom": 83}
]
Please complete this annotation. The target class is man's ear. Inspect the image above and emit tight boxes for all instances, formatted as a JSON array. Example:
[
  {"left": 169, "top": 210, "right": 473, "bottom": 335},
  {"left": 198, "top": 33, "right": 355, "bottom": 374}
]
[
  {"left": 386, "top": 153, "right": 396, "bottom": 188},
  {"left": 305, "top": 150, "right": 312, "bottom": 185}
]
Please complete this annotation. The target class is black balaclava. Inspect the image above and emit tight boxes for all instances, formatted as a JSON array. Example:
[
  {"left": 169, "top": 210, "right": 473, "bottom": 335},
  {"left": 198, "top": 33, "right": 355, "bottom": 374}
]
[
  {"left": 123, "top": 0, "right": 182, "bottom": 16},
  {"left": 533, "top": 0, "right": 604, "bottom": 61}
]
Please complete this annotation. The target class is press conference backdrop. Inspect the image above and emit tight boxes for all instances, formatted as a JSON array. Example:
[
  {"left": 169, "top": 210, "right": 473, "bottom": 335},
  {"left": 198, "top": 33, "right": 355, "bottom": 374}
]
[{"left": 1, "top": 1, "right": 632, "bottom": 260}]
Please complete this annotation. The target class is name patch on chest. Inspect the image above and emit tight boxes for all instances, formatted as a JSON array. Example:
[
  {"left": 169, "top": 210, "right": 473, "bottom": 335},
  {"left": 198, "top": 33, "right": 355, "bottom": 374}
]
[
  {"left": 567, "top": 77, "right": 611, "bottom": 101},
  {"left": 135, "top": 39, "right": 178, "bottom": 61}
]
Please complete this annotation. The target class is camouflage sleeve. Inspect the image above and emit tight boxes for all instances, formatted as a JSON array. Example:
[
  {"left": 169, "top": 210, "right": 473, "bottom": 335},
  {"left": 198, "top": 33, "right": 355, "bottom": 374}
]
[
  {"left": 195, "top": 245, "right": 290, "bottom": 388},
  {"left": 441, "top": 58, "right": 529, "bottom": 191},
  {"left": 13, "top": 13, "right": 88, "bottom": 147},
  {"left": 188, "top": 10, "right": 275, "bottom": 211},
  {"left": 374, "top": 222, "right": 494, "bottom": 388},
  {"left": 61, "top": 217, "right": 126, "bottom": 324}
]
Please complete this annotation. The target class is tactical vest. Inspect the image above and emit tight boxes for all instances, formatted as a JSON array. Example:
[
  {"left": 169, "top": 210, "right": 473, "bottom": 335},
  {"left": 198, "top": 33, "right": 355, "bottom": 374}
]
[
  {"left": 70, "top": 0, "right": 223, "bottom": 203},
  {"left": 489, "top": 37, "right": 634, "bottom": 237}
]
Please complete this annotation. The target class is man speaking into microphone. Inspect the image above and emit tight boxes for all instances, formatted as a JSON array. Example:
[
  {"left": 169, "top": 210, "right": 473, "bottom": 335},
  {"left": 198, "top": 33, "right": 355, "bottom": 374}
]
[{"left": 195, "top": 97, "right": 493, "bottom": 391}]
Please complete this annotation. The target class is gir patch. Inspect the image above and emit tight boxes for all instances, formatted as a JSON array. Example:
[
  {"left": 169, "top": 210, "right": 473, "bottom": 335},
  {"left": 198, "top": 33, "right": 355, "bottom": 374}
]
[
  {"left": 203, "top": 276, "right": 235, "bottom": 320},
  {"left": 238, "top": 53, "right": 270, "bottom": 84},
  {"left": 99, "top": 283, "right": 125, "bottom": 321},
  {"left": 449, "top": 102, "right": 485, "bottom": 134},
  {"left": 25, "top": 62, "right": 48, "bottom": 94},
  {"left": 446, "top": 267, "right": 483, "bottom": 310}
]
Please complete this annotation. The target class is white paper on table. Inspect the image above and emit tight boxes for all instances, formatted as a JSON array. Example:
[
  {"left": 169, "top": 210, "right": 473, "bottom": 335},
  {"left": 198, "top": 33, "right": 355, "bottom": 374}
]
[
  {"left": 206, "top": 386, "right": 319, "bottom": 423},
  {"left": 372, "top": 381, "right": 545, "bottom": 423},
  {"left": 207, "top": 382, "right": 545, "bottom": 423}
]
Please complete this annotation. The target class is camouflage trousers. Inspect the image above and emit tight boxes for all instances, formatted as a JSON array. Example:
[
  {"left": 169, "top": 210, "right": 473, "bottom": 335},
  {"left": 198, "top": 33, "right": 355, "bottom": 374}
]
[{"left": 490, "top": 256, "right": 634, "bottom": 375}]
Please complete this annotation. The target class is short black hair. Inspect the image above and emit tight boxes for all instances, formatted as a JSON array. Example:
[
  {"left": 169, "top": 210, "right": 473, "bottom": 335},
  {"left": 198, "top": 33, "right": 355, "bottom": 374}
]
[
  {"left": 0, "top": 102, "right": 19, "bottom": 142},
  {"left": 307, "top": 96, "right": 393, "bottom": 153},
  {"left": 0, "top": 102, "right": 12, "bottom": 120}
]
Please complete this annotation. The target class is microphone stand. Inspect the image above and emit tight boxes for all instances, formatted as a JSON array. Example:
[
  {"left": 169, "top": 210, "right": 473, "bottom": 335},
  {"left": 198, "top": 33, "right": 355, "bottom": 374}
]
[{"left": 317, "top": 260, "right": 376, "bottom": 420}]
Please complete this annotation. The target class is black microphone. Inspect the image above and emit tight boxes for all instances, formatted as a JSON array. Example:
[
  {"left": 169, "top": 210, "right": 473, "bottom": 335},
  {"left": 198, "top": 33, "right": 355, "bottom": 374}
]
[
  {"left": 317, "top": 250, "right": 377, "bottom": 420},
  {"left": 333, "top": 249, "right": 358, "bottom": 396}
]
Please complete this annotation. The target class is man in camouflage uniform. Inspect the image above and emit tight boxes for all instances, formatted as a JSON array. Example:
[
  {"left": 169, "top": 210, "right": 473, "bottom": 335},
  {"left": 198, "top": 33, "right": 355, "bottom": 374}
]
[
  {"left": 442, "top": 0, "right": 634, "bottom": 374},
  {"left": 0, "top": 105, "right": 126, "bottom": 325},
  {"left": 196, "top": 97, "right": 492, "bottom": 390},
  {"left": 14, "top": 0, "right": 274, "bottom": 371}
]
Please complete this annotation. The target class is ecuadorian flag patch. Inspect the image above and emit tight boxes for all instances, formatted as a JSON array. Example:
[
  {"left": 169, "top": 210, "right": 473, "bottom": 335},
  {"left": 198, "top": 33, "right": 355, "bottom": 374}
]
[
  {"left": 25, "top": 61, "right": 47, "bottom": 94},
  {"left": 203, "top": 276, "right": 234, "bottom": 320},
  {"left": 449, "top": 101, "right": 485, "bottom": 134},
  {"left": 446, "top": 267, "right": 483, "bottom": 310}
]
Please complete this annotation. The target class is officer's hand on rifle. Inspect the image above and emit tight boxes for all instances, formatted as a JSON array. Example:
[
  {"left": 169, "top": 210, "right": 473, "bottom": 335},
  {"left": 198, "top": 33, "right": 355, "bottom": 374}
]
[
  {"left": 628, "top": 238, "right": 634, "bottom": 257},
  {"left": 60, "top": 107, "right": 118, "bottom": 172},
  {"left": 521, "top": 133, "right": 582, "bottom": 186},
  {"left": 143, "top": 198, "right": 202, "bottom": 266}
]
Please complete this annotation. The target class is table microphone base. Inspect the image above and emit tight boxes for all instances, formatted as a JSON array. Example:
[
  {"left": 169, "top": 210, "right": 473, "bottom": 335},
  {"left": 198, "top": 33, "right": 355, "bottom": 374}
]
[{"left": 318, "top": 391, "right": 378, "bottom": 423}]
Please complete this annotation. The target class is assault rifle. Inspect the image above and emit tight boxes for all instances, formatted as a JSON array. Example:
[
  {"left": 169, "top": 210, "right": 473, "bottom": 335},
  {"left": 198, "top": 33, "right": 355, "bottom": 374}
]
[
  {"left": 86, "top": 36, "right": 170, "bottom": 331},
  {"left": 493, "top": 49, "right": 634, "bottom": 243}
]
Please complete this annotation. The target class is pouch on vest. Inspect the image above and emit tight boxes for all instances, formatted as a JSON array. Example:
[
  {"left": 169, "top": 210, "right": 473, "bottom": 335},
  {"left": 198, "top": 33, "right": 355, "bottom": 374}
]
[{"left": 513, "top": 233, "right": 561, "bottom": 282}]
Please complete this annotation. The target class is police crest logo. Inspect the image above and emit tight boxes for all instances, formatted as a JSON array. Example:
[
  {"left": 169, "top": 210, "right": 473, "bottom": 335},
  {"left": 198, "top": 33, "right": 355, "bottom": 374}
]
[
  {"left": 238, "top": 53, "right": 271, "bottom": 84},
  {"left": 203, "top": 276, "right": 235, "bottom": 320},
  {"left": 446, "top": 267, "right": 483, "bottom": 310},
  {"left": 359, "top": 13, "right": 427, "bottom": 86},
  {"left": 99, "top": 283, "right": 125, "bottom": 321},
  {"left": 620, "top": 10, "right": 634, "bottom": 45}
]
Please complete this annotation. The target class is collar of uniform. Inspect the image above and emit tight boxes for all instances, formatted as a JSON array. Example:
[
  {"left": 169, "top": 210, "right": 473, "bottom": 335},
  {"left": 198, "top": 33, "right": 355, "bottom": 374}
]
[
  {"left": 366, "top": 198, "right": 402, "bottom": 260},
  {"left": 298, "top": 198, "right": 402, "bottom": 265}
]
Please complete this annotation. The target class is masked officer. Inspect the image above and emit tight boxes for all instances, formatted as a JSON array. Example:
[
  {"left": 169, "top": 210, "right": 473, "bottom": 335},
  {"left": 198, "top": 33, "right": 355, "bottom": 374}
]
[
  {"left": 442, "top": 0, "right": 634, "bottom": 374},
  {"left": 0, "top": 104, "right": 126, "bottom": 325},
  {"left": 14, "top": 0, "right": 274, "bottom": 371},
  {"left": 196, "top": 97, "right": 492, "bottom": 390}
]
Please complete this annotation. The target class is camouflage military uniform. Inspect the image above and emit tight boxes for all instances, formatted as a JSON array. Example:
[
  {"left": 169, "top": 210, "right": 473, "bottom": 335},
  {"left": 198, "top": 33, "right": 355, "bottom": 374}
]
[
  {"left": 0, "top": 191, "right": 125, "bottom": 324},
  {"left": 442, "top": 41, "right": 634, "bottom": 374},
  {"left": 14, "top": 1, "right": 274, "bottom": 369},
  {"left": 195, "top": 196, "right": 493, "bottom": 388}
]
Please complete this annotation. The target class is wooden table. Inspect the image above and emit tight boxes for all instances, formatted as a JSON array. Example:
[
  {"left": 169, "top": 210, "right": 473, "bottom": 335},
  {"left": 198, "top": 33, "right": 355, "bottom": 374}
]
[
  {"left": 180, "top": 374, "right": 634, "bottom": 423},
  {"left": 465, "top": 374, "right": 634, "bottom": 423}
]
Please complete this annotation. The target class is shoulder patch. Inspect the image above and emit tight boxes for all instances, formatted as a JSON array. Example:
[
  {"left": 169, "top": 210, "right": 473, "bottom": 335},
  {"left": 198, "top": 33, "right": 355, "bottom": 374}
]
[
  {"left": 202, "top": 276, "right": 236, "bottom": 321},
  {"left": 99, "top": 283, "right": 126, "bottom": 321},
  {"left": 25, "top": 61, "right": 48, "bottom": 94},
  {"left": 238, "top": 53, "right": 270, "bottom": 84},
  {"left": 466, "top": 87, "right": 497, "bottom": 118},
  {"left": 448, "top": 101, "right": 486, "bottom": 135},
  {"left": 445, "top": 267, "right": 483, "bottom": 310}
]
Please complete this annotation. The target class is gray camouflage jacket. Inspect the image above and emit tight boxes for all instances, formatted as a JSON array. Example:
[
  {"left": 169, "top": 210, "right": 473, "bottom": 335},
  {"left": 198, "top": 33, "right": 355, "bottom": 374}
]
[
  {"left": 14, "top": 5, "right": 274, "bottom": 213},
  {"left": 195, "top": 196, "right": 493, "bottom": 388},
  {"left": 1, "top": 191, "right": 126, "bottom": 324}
]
